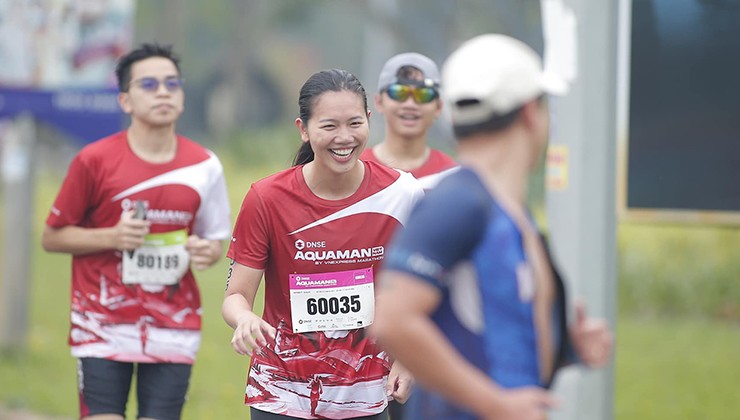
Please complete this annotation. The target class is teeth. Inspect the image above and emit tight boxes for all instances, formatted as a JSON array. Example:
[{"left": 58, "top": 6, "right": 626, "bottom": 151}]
[{"left": 331, "top": 148, "right": 353, "bottom": 157}]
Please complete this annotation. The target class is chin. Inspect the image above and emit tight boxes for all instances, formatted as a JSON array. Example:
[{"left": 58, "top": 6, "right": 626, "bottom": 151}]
[
  {"left": 147, "top": 118, "right": 179, "bottom": 127},
  {"left": 330, "top": 158, "right": 359, "bottom": 173}
]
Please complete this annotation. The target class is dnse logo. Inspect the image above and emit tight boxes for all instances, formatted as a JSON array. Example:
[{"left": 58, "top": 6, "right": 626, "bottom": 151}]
[{"left": 295, "top": 239, "right": 305, "bottom": 250}]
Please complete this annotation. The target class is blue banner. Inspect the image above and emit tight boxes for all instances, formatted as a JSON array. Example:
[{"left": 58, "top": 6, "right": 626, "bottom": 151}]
[{"left": 0, "top": 87, "right": 124, "bottom": 145}]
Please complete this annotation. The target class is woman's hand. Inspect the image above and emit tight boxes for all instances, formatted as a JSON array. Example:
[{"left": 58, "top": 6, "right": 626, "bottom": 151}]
[
  {"left": 387, "top": 360, "right": 415, "bottom": 404},
  {"left": 230, "top": 311, "right": 276, "bottom": 356}
]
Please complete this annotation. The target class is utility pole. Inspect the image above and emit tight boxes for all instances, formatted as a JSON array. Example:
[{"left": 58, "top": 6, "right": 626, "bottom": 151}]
[
  {"left": 543, "top": 0, "right": 620, "bottom": 419},
  {"left": 0, "top": 113, "right": 35, "bottom": 350}
]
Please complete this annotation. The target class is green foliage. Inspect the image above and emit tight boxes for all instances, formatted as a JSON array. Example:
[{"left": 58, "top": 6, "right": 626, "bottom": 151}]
[
  {"left": 221, "top": 125, "right": 300, "bottom": 171},
  {"left": 618, "top": 224, "right": 740, "bottom": 320}
]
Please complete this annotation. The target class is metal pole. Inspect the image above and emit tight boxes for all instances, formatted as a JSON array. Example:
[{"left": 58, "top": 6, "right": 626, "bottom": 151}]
[
  {"left": 543, "top": 0, "right": 619, "bottom": 419},
  {"left": 0, "top": 113, "right": 35, "bottom": 350}
]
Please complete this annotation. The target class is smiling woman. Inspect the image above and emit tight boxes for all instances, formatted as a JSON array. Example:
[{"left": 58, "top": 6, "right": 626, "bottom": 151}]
[
  {"left": 221, "top": 68, "right": 425, "bottom": 419},
  {"left": 296, "top": 88, "right": 370, "bottom": 198}
]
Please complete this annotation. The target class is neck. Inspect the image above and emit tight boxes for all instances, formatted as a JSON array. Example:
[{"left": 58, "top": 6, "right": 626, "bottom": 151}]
[
  {"left": 127, "top": 121, "right": 177, "bottom": 163},
  {"left": 302, "top": 160, "right": 365, "bottom": 200},
  {"left": 373, "top": 134, "right": 430, "bottom": 172},
  {"left": 456, "top": 129, "right": 533, "bottom": 211}
]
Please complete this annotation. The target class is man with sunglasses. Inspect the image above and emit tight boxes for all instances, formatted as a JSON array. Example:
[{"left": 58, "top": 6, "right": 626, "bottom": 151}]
[
  {"left": 372, "top": 34, "right": 613, "bottom": 420},
  {"left": 42, "top": 43, "right": 231, "bottom": 420},
  {"left": 362, "top": 52, "right": 458, "bottom": 190}
]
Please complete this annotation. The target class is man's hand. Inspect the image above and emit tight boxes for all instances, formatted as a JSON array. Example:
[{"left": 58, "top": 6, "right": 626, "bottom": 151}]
[
  {"left": 114, "top": 209, "right": 150, "bottom": 252},
  {"left": 186, "top": 235, "right": 222, "bottom": 270},
  {"left": 483, "top": 386, "right": 559, "bottom": 420},
  {"left": 569, "top": 300, "right": 614, "bottom": 368}
]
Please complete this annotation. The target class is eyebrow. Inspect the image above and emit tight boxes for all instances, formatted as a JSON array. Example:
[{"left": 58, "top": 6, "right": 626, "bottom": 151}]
[
  {"left": 133, "top": 73, "right": 180, "bottom": 80},
  {"left": 317, "top": 115, "right": 365, "bottom": 124}
]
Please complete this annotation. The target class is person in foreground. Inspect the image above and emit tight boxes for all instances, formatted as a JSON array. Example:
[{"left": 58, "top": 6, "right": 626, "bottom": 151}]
[
  {"left": 370, "top": 34, "right": 614, "bottom": 420},
  {"left": 222, "top": 68, "right": 425, "bottom": 419},
  {"left": 361, "top": 52, "right": 458, "bottom": 190},
  {"left": 41, "top": 43, "right": 232, "bottom": 420}
]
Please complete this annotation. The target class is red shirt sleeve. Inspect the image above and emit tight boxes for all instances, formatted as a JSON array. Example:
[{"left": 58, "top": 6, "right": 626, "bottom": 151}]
[
  {"left": 227, "top": 184, "right": 271, "bottom": 269},
  {"left": 46, "top": 153, "right": 97, "bottom": 228}
]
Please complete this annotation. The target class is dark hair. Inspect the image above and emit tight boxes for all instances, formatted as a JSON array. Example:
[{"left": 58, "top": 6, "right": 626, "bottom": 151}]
[
  {"left": 452, "top": 106, "right": 523, "bottom": 139},
  {"left": 292, "top": 69, "right": 368, "bottom": 166},
  {"left": 452, "top": 94, "right": 546, "bottom": 139},
  {"left": 396, "top": 65, "right": 423, "bottom": 83},
  {"left": 115, "top": 43, "right": 181, "bottom": 92}
]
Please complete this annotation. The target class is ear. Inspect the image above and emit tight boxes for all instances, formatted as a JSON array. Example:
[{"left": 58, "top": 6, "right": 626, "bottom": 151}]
[
  {"left": 520, "top": 100, "right": 549, "bottom": 145},
  {"left": 433, "top": 97, "right": 443, "bottom": 118},
  {"left": 367, "top": 109, "right": 372, "bottom": 121},
  {"left": 118, "top": 92, "right": 132, "bottom": 114},
  {"left": 374, "top": 93, "right": 385, "bottom": 114},
  {"left": 519, "top": 101, "right": 541, "bottom": 130},
  {"left": 295, "top": 118, "right": 309, "bottom": 143}
]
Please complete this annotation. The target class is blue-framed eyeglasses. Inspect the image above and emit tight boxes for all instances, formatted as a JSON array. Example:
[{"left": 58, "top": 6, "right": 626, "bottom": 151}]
[{"left": 131, "top": 77, "right": 184, "bottom": 93}]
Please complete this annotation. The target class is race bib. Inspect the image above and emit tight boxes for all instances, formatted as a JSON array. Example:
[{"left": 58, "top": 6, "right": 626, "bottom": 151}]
[
  {"left": 289, "top": 268, "right": 375, "bottom": 333},
  {"left": 122, "top": 229, "right": 190, "bottom": 286}
]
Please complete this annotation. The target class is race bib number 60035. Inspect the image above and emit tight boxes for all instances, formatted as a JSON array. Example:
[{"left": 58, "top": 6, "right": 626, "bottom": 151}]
[{"left": 289, "top": 268, "right": 374, "bottom": 333}]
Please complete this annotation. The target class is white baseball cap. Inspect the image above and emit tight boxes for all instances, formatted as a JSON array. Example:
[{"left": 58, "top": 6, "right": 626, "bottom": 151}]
[
  {"left": 377, "top": 52, "right": 441, "bottom": 91},
  {"left": 442, "top": 34, "right": 567, "bottom": 126}
]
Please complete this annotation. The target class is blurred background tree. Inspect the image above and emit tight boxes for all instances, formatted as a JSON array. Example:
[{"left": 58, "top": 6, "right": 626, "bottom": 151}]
[{"left": 129, "top": 0, "right": 543, "bottom": 149}]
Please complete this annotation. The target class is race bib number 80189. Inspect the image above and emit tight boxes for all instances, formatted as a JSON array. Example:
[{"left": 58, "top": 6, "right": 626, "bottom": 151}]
[{"left": 122, "top": 229, "right": 190, "bottom": 286}]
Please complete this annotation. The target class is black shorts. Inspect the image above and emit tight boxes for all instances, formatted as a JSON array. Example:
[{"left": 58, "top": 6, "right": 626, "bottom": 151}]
[
  {"left": 388, "top": 399, "right": 405, "bottom": 419},
  {"left": 250, "top": 407, "right": 389, "bottom": 420},
  {"left": 77, "top": 357, "right": 192, "bottom": 420}
]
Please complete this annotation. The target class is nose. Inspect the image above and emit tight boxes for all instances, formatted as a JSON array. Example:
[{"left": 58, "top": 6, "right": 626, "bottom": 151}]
[
  {"left": 335, "top": 126, "right": 355, "bottom": 143},
  {"left": 155, "top": 81, "right": 171, "bottom": 95},
  {"left": 401, "top": 95, "right": 418, "bottom": 106}
]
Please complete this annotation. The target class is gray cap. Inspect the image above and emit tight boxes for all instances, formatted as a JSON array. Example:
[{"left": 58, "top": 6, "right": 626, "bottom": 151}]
[{"left": 377, "top": 52, "right": 441, "bottom": 92}]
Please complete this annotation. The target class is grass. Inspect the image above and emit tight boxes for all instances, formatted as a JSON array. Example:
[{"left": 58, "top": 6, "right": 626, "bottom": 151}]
[
  {"left": 615, "top": 317, "right": 740, "bottom": 419},
  {"left": 1, "top": 142, "right": 740, "bottom": 419}
]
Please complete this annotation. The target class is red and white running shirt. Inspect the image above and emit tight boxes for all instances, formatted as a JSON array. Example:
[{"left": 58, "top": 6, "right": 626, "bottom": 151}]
[
  {"left": 228, "top": 160, "right": 424, "bottom": 419},
  {"left": 361, "top": 147, "right": 459, "bottom": 189},
  {"left": 46, "top": 131, "right": 231, "bottom": 364}
]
